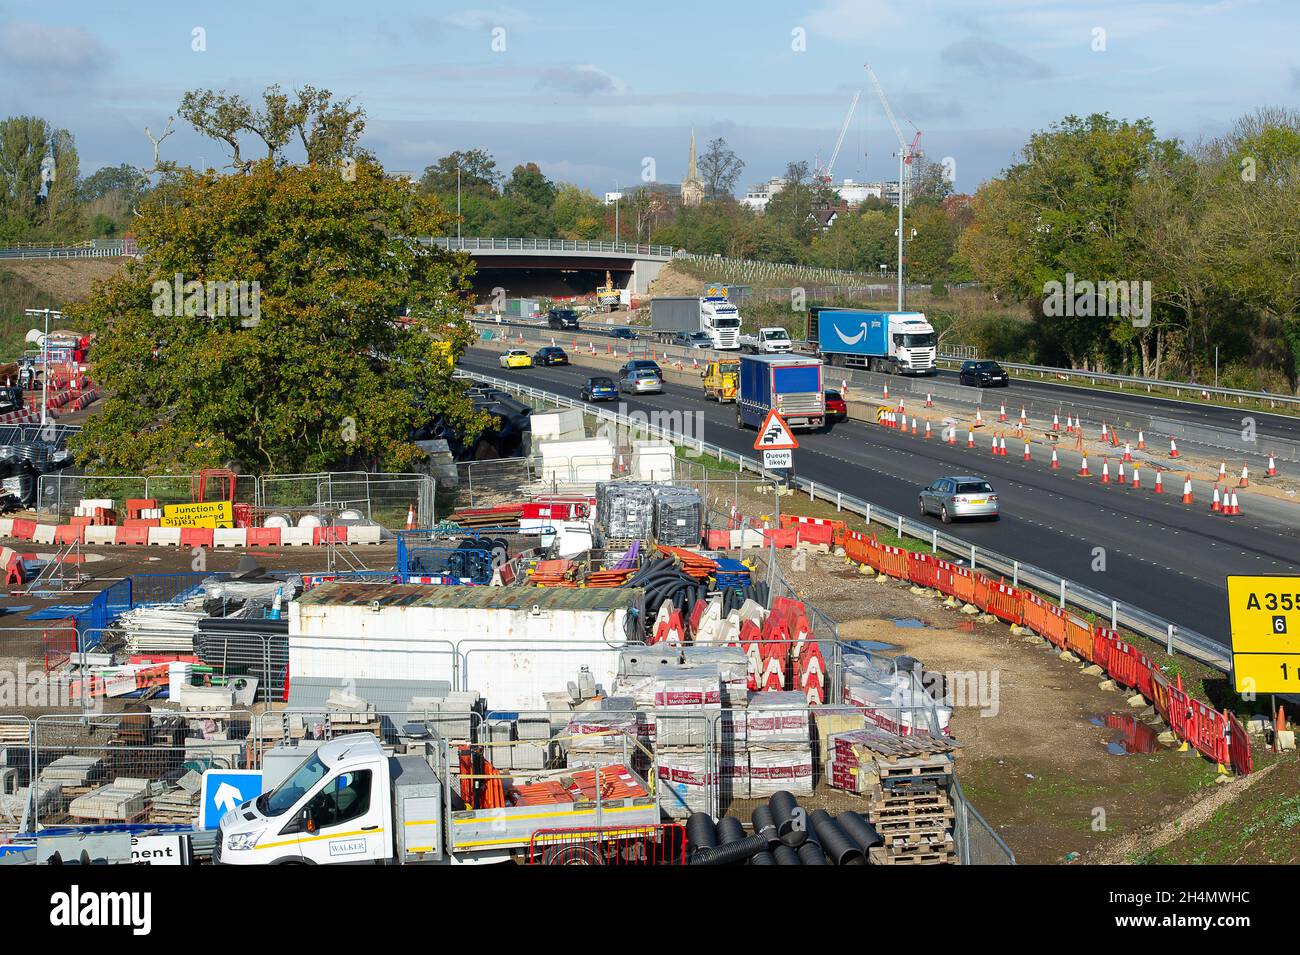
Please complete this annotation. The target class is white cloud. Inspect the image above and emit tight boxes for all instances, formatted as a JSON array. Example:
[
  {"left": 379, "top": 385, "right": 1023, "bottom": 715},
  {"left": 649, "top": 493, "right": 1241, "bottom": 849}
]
[{"left": 0, "top": 19, "right": 112, "bottom": 75}]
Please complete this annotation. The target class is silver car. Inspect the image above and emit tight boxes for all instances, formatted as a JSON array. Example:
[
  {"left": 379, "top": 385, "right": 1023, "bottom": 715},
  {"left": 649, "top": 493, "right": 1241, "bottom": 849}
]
[
  {"left": 618, "top": 364, "right": 664, "bottom": 394},
  {"left": 919, "top": 475, "right": 1000, "bottom": 523}
]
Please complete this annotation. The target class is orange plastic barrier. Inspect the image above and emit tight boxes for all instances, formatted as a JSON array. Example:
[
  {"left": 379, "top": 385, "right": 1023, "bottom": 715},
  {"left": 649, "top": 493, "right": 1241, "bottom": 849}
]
[
  {"left": 1063, "top": 614, "right": 1094, "bottom": 661},
  {"left": 115, "top": 526, "right": 149, "bottom": 546},
  {"left": 180, "top": 527, "right": 214, "bottom": 548},
  {"left": 972, "top": 573, "right": 992, "bottom": 614},
  {"left": 246, "top": 527, "right": 282, "bottom": 546},
  {"left": 1187, "top": 699, "right": 1229, "bottom": 765},
  {"left": 1227, "top": 712, "right": 1253, "bottom": 775},
  {"left": 10, "top": 519, "right": 35, "bottom": 540},
  {"left": 951, "top": 565, "right": 975, "bottom": 604},
  {"left": 54, "top": 525, "right": 83, "bottom": 545},
  {"left": 933, "top": 559, "right": 958, "bottom": 597},
  {"left": 878, "top": 544, "right": 908, "bottom": 579},
  {"left": 985, "top": 581, "right": 1023, "bottom": 625}
]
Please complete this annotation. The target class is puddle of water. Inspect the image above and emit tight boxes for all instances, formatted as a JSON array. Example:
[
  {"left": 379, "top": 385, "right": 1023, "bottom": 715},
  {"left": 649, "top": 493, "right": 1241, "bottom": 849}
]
[
  {"left": 1094, "top": 714, "right": 1162, "bottom": 755},
  {"left": 891, "top": 617, "right": 929, "bottom": 629},
  {"left": 850, "top": 639, "right": 898, "bottom": 652}
]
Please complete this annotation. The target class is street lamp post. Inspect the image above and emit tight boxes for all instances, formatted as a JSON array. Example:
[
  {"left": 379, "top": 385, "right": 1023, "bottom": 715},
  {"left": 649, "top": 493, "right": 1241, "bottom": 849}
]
[
  {"left": 456, "top": 164, "right": 462, "bottom": 248},
  {"left": 24, "top": 307, "right": 60, "bottom": 429}
]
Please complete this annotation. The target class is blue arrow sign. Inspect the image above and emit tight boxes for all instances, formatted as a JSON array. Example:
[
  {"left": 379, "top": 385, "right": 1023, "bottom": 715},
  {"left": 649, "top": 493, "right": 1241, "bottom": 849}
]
[{"left": 199, "top": 770, "right": 264, "bottom": 830}]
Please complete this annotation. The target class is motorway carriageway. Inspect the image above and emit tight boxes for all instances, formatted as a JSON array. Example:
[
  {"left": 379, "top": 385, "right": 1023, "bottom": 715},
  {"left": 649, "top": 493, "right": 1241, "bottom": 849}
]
[
  {"left": 930, "top": 366, "right": 1300, "bottom": 445},
  {"left": 461, "top": 348, "right": 1300, "bottom": 649}
]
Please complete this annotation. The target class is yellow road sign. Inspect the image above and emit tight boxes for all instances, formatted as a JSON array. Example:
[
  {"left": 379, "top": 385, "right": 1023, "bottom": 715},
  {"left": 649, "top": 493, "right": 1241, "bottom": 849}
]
[
  {"left": 160, "top": 501, "right": 234, "bottom": 529},
  {"left": 1226, "top": 575, "right": 1300, "bottom": 693}
]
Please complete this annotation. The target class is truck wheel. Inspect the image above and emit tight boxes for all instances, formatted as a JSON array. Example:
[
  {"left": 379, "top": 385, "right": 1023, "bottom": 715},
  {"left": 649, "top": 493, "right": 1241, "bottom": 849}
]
[
  {"left": 542, "top": 843, "right": 604, "bottom": 866},
  {"left": 736, "top": 409, "right": 744, "bottom": 429}
]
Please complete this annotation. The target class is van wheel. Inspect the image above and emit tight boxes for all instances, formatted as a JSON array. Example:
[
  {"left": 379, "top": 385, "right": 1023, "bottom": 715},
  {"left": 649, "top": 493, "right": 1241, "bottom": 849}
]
[
  {"left": 542, "top": 844, "right": 604, "bottom": 866},
  {"left": 941, "top": 506, "right": 951, "bottom": 524}
]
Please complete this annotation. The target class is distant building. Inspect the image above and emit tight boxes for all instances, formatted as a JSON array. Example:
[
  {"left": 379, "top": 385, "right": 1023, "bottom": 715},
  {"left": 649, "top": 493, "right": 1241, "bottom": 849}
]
[
  {"left": 740, "top": 177, "right": 786, "bottom": 212},
  {"left": 680, "top": 129, "right": 706, "bottom": 208},
  {"left": 808, "top": 199, "right": 849, "bottom": 232},
  {"left": 833, "top": 179, "right": 883, "bottom": 206}
]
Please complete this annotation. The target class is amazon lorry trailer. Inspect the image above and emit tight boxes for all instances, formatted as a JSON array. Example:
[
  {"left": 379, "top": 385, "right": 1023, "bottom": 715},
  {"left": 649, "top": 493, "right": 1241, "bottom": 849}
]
[
  {"left": 736, "top": 354, "right": 825, "bottom": 431},
  {"left": 807, "top": 307, "right": 936, "bottom": 375}
]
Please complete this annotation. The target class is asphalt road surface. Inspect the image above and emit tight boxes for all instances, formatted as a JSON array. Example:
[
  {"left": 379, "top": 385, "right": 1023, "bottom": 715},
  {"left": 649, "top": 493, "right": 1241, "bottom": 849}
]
[{"left": 463, "top": 348, "right": 1300, "bottom": 649}]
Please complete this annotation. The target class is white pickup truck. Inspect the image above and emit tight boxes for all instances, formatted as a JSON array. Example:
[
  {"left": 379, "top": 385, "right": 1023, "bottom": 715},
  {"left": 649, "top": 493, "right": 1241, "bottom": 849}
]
[
  {"left": 739, "top": 326, "right": 794, "bottom": 354},
  {"left": 215, "top": 733, "right": 658, "bottom": 866}
]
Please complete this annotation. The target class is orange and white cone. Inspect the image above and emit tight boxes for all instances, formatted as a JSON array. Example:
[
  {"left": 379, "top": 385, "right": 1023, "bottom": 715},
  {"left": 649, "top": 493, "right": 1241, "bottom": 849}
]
[
  {"left": 1181, "top": 478, "right": 1193, "bottom": 504},
  {"left": 999, "top": 435, "right": 1008, "bottom": 456},
  {"left": 406, "top": 504, "right": 417, "bottom": 531},
  {"left": 1050, "top": 448, "right": 1060, "bottom": 469},
  {"left": 1228, "top": 489, "right": 1241, "bottom": 515},
  {"left": 883, "top": 382, "right": 889, "bottom": 399},
  {"left": 999, "top": 403, "right": 1007, "bottom": 422},
  {"left": 1122, "top": 443, "right": 1132, "bottom": 462},
  {"left": 925, "top": 393, "right": 933, "bottom": 407},
  {"left": 1052, "top": 411, "right": 1060, "bottom": 431},
  {"left": 1154, "top": 471, "right": 1164, "bottom": 494},
  {"left": 1170, "top": 438, "right": 1180, "bottom": 458},
  {"left": 1268, "top": 454, "right": 1277, "bottom": 477},
  {"left": 991, "top": 433, "right": 999, "bottom": 455},
  {"left": 1079, "top": 454, "right": 1091, "bottom": 477},
  {"left": 1211, "top": 485, "right": 1222, "bottom": 513},
  {"left": 1023, "top": 441, "right": 1032, "bottom": 461},
  {"left": 1131, "top": 466, "right": 1141, "bottom": 489},
  {"left": 1218, "top": 461, "right": 1227, "bottom": 482},
  {"left": 1239, "top": 464, "right": 1249, "bottom": 488},
  {"left": 924, "top": 420, "right": 932, "bottom": 440},
  {"left": 1020, "top": 407, "right": 1028, "bottom": 426},
  {"left": 946, "top": 426, "right": 957, "bottom": 445},
  {"left": 975, "top": 408, "right": 984, "bottom": 427},
  {"left": 1065, "top": 415, "right": 1074, "bottom": 433},
  {"left": 1117, "top": 462, "right": 1127, "bottom": 485},
  {"left": 1101, "top": 459, "right": 1111, "bottom": 484},
  {"left": 911, "top": 417, "right": 918, "bottom": 435},
  {"left": 967, "top": 430, "right": 975, "bottom": 449},
  {"left": 1101, "top": 422, "right": 1109, "bottom": 440},
  {"left": 1137, "top": 431, "right": 1145, "bottom": 450}
]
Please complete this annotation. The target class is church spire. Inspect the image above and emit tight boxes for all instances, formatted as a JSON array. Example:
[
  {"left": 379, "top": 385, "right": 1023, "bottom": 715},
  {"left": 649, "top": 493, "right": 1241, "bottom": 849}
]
[{"left": 687, "top": 128, "right": 698, "bottom": 180}]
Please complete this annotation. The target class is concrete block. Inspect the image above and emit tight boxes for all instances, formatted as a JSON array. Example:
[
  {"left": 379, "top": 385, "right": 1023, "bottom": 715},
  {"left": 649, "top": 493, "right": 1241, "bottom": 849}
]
[
  {"left": 213, "top": 528, "right": 248, "bottom": 548},
  {"left": 346, "top": 524, "right": 382, "bottom": 544},
  {"left": 83, "top": 525, "right": 118, "bottom": 546},
  {"left": 280, "top": 527, "right": 314, "bottom": 546},
  {"left": 1081, "top": 664, "right": 1105, "bottom": 676},
  {"left": 1098, "top": 679, "right": 1119, "bottom": 692},
  {"left": 147, "top": 526, "right": 182, "bottom": 547},
  {"left": 1059, "top": 651, "right": 1079, "bottom": 662},
  {"left": 1126, "top": 693, "right": 1147, "bottom": 708},
  {"left": 32, "top": 523, "right": 57, "bottom": 545},
  {"left": 0, "top": 518, "right": 12, "bottom": 537}
]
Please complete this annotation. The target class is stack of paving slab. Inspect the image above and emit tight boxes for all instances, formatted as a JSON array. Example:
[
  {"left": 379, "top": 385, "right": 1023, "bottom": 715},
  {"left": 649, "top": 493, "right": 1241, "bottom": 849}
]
[
  {"left": 149, "top": 770, "right": 203, "bottom": 824},
  {"left": 746, "top": 690, "right": 814, "bottom": 797},
  {"left": 563, "top": 698, "right": 645, "bottom": 772},
  {"left": 68, "top": 777, "right": 151, "bottom": 823},
  {"left": 648, "top": 665, "right": 722, "bottom": 819},
  {"left": 484, "top": 717, "right": 551, "bottom": 771},
  {"left": 115, "top": 603, "right": 208, "bottom": 655},
  {"left": 408, "top": 691, "right": 482, "bottom": 744}
]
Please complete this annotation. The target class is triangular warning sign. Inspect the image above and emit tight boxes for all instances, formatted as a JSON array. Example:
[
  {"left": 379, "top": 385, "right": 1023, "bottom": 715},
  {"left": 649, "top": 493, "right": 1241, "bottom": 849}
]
[{"left": 754, "top": 409, "right": 799, "bottom": 451}]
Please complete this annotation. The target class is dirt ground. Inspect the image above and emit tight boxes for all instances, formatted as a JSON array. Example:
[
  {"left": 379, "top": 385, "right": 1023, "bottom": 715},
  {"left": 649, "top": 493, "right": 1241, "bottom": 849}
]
[{"left": 0, "top": 258, "right": 127, "bottom": 303}]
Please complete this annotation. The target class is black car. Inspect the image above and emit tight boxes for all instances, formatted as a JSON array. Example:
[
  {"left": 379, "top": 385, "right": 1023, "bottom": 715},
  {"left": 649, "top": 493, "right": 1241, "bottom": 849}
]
[
  {"left": 959, "top": 360, "right": 1009, "bottom": 388},
  {"left": 547, "top": 307, "right": 580, "bottom": 330},
  {"left": 534, "top": 346, "right": 569, "bottom": 366},
  {"left": 607, "top": 327, "right": 639, "bottom": 340}
]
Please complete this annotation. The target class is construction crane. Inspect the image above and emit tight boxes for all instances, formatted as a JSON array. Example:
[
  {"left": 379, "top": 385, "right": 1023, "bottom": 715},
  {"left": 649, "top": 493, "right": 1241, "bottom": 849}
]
[
  {"left": 866, "top": 64, "right": 921, "bottom": 310},
  {"left": 816, "top": 90, "right": 862, "bottom": 185}
]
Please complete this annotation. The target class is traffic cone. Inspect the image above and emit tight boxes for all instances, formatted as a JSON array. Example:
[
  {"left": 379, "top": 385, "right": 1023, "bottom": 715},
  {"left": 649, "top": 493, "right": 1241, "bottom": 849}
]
[
  {"left": 1023, "top": 441, "right": 1031, "bottom": 461},
  {"left": 975, "top": 408, "right": 984, "bottom": 427},
  {"left": 1228, "top": 489, "right": 1241, "bottom": 515},
  {"left": 925, "top": 393, "right": 933, "bottom": 407},
  {"left": 1137, "top": 431, "right": 1145, "bottom": 450},
  {"left": 967, "top": 430, "right": 975, "bottom": 449},
  {"left": 692, "top": 355, "right": 698, "bottom": 368},
  {"left": 991, "top": 433, "right": 999, "bottom": 455},
  {"left": 946, "top": 426, "right": 956, "bottom": 445},
  {"left": 1101, "top": 459, "right": 1111, "bottom": 484},
  {"left": 1182, "top": 478, "right": 1193, "bottom": 504},
  {"left": 1050, "top": 448, "right": 1060, "bottom": 469},
  {"left": 999, "top": 403, "right": 1007, "bottom": 422},
  {"left": 607, "top": 342, "right": 613, "bottom": 354},
  {"left": 1211, "top": 485, "right": 1222, "bottom": 513},
  {"left": 1052, "top": 411, "right": 1060, "bottom": 432},
  {"left": 1065, "top": 414, "right": 1073, "bottom": 433},
  {"left": 1154, "top": 471, "right": 1164, "bottom": 494},
  {"left": 1170, "top": 438, "right": 1180, "bottom": 458},
  {"left": 1122, "top": 443, "right": 1132, "bottom": 462},
  {"left": 1239, "top": 464, "right": 1249, "bottom": 488},
  {"left": 1117, "top": 462, "right": 1126, "bottom": 485},
  {"left": 1218, "top": 461, "right": 1226, "bottom": 482},
  {"left": 406, "top": 504, "right": 417, "bottom": 531},
  {"left": 1268, "top": 454, "right": 1277, "bottom": 477},
  {"left": 550, "top": 336, "right": 556, "bottom": 346},
  {"left": 999, "top": 435, "right": 1008, "bottom": 456},
  {"left": 1020, "top": 407, "right": 1027, "bottom": 426},
  {"left": 1131, "top": 466, "right": 1141, "bottom": 489},
  {"left": 1101, "top": 421, "right": 1109, "bottom": 440},
  {"left": 924, "top": 420, "right": 932, "bottom": 440},
  {"left": 883, "top": 382, "right": 889, "bottom": 399},
  {"left": 1079, "top": 454, "right": 1090, "bottom": 477},
  {"left": 517, "top": 332, "right": 524, "bottom": 344},
  {"left": 572, "top": 337, "right": 577, "bottom": 349},
  {"left": 841, "top": 379, "right": 848, "bottom": 396},
  {"left": 911, "top": 417, "right": 918, "bottom": 435}
]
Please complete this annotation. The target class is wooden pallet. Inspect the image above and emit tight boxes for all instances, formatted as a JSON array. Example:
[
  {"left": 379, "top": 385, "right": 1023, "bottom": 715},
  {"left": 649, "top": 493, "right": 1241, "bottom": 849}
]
[
  {"left": 874, "top": 813, "right": 955, "bottom": 834},
  {"left": 868, "top": 791, "right": 951, "bottom": 811},
  {"left": 845, "top": 732, "right": 959, "bottom": 761},
  {"left": 876, "top": 757, "right": 953, "bottom": 780},
  {"left": 882, "top": 830, "right": 955, "bottom": 848},
  {"left": 870, "top": 846, "right": 957, "bottom": 865}
]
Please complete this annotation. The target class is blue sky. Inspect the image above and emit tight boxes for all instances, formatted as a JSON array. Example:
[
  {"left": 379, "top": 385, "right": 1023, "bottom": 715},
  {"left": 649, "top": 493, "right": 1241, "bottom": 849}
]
[{"left": 2, "top": 0, "right": 1295, "bottom": 195}]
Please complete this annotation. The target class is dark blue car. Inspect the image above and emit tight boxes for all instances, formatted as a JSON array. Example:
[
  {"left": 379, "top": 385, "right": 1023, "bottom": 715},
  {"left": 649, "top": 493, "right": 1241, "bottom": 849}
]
[{"left": 580, "top": 376, "right": 618, "bottom": 402}]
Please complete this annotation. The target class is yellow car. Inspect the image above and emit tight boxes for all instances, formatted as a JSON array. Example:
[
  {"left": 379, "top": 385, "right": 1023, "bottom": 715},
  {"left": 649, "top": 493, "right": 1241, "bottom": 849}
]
[{"left": 499, "top": 348, "right": 533, "bottom": 368}]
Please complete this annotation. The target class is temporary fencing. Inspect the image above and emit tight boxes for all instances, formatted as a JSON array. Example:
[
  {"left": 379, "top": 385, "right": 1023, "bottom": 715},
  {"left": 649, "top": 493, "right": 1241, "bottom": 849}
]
[{"left": 840, "top": 530, "right": 1254, "bottom": 775}]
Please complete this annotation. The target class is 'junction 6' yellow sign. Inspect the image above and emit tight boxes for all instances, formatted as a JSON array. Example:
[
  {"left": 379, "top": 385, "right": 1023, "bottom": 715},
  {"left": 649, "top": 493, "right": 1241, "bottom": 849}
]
[{"left": 1226, "top": 575, "right": 1300, "bottom": 694}]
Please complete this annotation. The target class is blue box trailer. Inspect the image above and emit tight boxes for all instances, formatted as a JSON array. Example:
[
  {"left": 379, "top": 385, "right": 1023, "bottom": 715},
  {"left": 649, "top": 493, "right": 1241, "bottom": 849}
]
[
  {"left": 807, "top": 307, "right": 937, "bottom": 374},
  {"left": 736, "top": 354, "right": 826, "bottom": 431}
]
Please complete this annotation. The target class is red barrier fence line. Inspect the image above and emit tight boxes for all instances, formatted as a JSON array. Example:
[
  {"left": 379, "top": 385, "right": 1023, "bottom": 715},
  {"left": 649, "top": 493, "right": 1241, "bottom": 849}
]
[
  {"left": 1188, "top": 699, "right": 1230, "bottom": 766},
  {"left": 952, "top": 565, "right": 975, "bottom": 605},
  {"left": 986, "top": 581, "right": 1024, "bottom": 625},
  {"left": 972, "top": 573, "right": 992, "bottom": 615},
  {"left": 1227, "top": 712, "right": 1252, "bottom": 775},
  {"left": 934, "top": 559, "right": 958, "bottom": 597},
  {"left": 1063, "top": 615, "right": 1094, "bottom": 662}
]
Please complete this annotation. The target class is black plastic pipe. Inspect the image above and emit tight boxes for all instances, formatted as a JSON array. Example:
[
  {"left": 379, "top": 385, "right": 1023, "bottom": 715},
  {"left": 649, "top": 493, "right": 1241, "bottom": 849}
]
[
  {"left": 769, "top": 791, "right": 807, "bottom": 847},
  {"left": 839, "top": 812, "right": 884, "bottom": 854},
  {"left": 810, "top": 809, "right": 866, "bottom": 866},
  {"left": 750, "top": 806, "right": 781, "bottom": 848},
  {"left": 685, "top": 812, "right": 718, "bottom": 851},
  {"left": 717, "top": 816, "right": 746, "bottom": 845},
  {"left": 773, "top": 844, "right": 802, "bottom": 866}
]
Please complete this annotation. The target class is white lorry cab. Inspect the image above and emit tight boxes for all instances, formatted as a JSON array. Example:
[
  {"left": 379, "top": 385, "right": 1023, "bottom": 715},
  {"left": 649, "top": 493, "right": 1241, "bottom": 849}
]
[{"left": 216, "top": 732, "right": 658, "bottom": 866}]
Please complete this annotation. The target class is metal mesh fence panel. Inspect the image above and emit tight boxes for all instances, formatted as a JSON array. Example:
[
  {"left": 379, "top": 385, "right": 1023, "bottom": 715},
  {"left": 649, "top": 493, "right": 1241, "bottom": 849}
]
[
  {"left": 36, "top": 474, "right": 147, "bottom": 521},
  {"left": 0, "top": 716, "right": 33, "bottom": 831}
]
